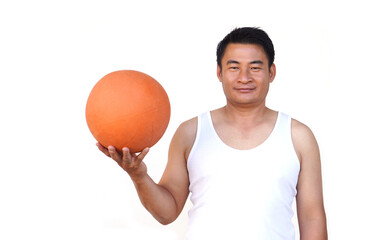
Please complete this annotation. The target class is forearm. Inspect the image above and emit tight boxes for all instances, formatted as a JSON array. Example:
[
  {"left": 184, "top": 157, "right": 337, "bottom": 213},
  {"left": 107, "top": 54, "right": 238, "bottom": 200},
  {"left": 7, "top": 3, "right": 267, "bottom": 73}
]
[
  {"left": 131, "top": 174, "right": 178, "bottom": 225},
  {"left": 299, "top": 217, "right": 328, "bottom": 240}
]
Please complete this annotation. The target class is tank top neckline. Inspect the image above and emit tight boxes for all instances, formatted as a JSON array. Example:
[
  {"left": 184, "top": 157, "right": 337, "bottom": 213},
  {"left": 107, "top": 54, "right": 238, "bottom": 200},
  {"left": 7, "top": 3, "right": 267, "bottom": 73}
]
[{"left": 206, "top": 111, "right": 282, "bottom": 152}]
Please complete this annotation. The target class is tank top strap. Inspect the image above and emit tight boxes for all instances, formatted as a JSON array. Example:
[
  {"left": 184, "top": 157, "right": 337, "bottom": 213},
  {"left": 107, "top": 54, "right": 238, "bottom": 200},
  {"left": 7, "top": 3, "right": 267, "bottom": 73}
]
[
  {"left": 188, "top": 112, "right": 212, "bottom": 164},
  {"left": 276, "top": 112, "right": 290, "bottom": 132},
  {"left": 199, "top": 111, "right": 212, "bottom": 135},
  {"left": 274, "top": 112, "right": 294, "bottom": 146}
]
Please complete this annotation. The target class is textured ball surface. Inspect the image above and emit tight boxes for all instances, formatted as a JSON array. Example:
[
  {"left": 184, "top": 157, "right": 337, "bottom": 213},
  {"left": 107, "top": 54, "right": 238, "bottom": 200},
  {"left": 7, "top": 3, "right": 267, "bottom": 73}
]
[{"left": 86, "top": 70, "right": 170, "bottom": 153}]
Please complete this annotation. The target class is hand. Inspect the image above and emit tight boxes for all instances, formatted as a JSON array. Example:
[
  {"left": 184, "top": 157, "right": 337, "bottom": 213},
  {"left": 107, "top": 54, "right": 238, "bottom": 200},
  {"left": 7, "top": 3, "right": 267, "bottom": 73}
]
[{"left": 96, "top": 143, "right": 149, "bottom": 179}]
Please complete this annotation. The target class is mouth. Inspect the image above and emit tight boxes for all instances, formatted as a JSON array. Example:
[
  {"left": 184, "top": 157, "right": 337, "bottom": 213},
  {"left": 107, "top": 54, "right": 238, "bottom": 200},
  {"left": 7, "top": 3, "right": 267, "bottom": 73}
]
[{"left": 234, "top": 87, "right": 256, "bottom": 93}]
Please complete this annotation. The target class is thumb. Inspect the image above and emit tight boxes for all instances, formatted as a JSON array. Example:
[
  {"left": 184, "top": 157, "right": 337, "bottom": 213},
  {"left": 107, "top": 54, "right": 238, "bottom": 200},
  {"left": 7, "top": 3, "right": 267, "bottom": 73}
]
[{"left": 135, "top": 147, "right": 150, "bottom": 165}]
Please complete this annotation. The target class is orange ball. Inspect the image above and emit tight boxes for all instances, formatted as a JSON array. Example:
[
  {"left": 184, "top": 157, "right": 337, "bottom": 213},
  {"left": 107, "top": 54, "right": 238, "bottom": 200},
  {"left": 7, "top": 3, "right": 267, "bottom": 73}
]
[{"left": 86, "top": 70, "right": 171, "bottom": 153}]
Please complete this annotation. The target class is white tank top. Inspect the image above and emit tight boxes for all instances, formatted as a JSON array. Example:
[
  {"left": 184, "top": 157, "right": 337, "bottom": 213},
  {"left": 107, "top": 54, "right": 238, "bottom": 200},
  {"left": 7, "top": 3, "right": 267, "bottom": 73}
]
[{"left": 186, "top": 111, "right": 300, "bottom": 240}]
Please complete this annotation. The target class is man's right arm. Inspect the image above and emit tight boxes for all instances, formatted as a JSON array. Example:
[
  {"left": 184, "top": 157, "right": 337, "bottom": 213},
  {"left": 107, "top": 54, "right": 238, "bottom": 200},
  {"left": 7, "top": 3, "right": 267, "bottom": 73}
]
[{"left": 97, "top": 118, "right": 196, "bottom": 225}]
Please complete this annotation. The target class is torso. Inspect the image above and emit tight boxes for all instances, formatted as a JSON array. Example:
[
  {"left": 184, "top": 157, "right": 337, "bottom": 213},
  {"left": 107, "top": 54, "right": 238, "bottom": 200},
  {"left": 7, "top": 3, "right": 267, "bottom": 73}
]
[{"left": 185, "top": 109, "right": 301, "bottom": 239}]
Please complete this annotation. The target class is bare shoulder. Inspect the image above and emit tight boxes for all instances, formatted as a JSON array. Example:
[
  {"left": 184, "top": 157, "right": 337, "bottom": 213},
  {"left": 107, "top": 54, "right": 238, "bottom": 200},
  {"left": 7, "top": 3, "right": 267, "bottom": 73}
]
[
  {"left": 170, "top": 116, "right": 198, "bottom": 160},
  {"left": 178, "top": 116, "right": 198, "bottom": 135},
  {"left": 291, "top": 118, "right": 320, "bottom": 164},
  {"left": 291, "top": 118, "right": 315, "bottom": 139}
]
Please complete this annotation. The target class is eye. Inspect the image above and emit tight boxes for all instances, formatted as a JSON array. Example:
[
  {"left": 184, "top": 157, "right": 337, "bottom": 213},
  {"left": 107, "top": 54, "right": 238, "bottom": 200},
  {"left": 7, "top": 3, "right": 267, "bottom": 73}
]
[
  {"left": 229, "top": 66, "right": 239, "bottom": 70},
  {"left": 251, "top": 66, "right": 261, "bottom": 71}
]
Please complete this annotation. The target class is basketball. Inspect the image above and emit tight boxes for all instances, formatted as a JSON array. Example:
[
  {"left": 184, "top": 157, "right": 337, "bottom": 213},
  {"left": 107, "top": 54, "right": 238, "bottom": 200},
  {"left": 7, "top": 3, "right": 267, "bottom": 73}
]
[{"left": 85, "top": 70, "right": 171, "bottom": 153}]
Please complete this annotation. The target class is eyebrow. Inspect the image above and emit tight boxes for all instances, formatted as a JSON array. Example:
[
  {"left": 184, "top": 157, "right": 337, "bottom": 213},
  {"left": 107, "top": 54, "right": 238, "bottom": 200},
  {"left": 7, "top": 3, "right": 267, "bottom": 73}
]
[
  {"left": 226, "top": 60, "right": 264, "bottom": 65},
  {"left": 250, "top": 60, "right": 264, "bottom": 65},
  {"left": 226, "top": 60, "right": 240, "bottom": 65}
]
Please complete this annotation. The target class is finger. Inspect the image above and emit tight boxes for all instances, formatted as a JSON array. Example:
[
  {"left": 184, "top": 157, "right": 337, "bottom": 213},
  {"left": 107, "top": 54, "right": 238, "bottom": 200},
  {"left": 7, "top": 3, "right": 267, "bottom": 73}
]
[
  {"left": 108, "top": 146, "right": 123, "bottom": 163},
  {"left": 96, "top": 142, "right": 110, "bottom": 157},
  {"left": 121, "top": 147, "right": 133, "bottom": 164},
  {"left": 135, "top": 147, "right": 150, "bottom": 165}
]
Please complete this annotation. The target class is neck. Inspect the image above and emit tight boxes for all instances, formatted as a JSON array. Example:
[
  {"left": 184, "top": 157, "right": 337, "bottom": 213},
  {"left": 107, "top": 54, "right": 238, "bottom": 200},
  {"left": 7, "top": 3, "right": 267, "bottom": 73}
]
[{"left": 222, "top": 102, "right": 272, "bottom": 125}]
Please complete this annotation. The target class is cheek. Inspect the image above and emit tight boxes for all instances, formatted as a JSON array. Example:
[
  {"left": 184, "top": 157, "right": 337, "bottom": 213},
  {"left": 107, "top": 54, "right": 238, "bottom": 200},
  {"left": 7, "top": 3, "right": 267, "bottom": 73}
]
[
  {"left": 220, "top": 80, "right": 232, "bottom": 96},
  {"left": 221, "top": 81, "right": 229, "bottom": 93},
  {"left": 259, "top": 81, "right": 271, "bottom": 96}
]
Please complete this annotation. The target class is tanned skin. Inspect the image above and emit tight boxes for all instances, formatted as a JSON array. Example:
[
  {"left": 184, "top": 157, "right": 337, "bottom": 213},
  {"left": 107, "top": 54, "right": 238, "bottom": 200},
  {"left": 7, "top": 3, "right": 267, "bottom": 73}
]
[{"left": 97, "top": 43, "right": 327, "bottom": 239}]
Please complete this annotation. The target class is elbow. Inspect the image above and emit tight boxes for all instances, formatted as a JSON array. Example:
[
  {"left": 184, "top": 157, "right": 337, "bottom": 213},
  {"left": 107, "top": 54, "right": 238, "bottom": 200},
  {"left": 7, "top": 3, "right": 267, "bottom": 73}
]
[
  {"left": 157, "top": 215, "right": 177, "bottom": 225},
  {"left": 154, "top": 209, "right": 179, "bottom": 225},
  {"left": 159, "top": 220, "right": 173, "bottom": 226}
]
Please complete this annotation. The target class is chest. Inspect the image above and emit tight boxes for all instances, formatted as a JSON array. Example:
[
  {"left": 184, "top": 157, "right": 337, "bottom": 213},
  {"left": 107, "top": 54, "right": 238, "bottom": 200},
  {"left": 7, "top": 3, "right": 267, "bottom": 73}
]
[
  {"left": 213, "top": 121, "right": 276, "bottom": 150},
  {"left": 187, "top": 132, "right": 300, "bottom": 210}
]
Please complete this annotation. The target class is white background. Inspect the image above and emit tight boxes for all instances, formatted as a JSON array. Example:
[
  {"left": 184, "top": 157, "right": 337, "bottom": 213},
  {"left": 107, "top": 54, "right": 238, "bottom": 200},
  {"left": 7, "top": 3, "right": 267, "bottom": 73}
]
[{"left": 1, "top": 0, "right": 364, "bottom": 239}]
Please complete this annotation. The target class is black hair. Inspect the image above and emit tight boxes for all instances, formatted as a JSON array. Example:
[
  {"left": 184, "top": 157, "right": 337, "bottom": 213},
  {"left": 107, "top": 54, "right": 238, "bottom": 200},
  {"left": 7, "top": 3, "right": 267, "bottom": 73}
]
[{"left": 216, "top": 27, "right": 275, "bottom": 69}]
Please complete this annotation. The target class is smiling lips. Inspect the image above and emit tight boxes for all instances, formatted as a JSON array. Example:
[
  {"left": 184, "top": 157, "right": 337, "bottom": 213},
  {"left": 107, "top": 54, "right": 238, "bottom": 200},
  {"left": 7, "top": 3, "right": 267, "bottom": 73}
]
[{"left": 234, "top": 86, "right": 256, "bottom": 93}]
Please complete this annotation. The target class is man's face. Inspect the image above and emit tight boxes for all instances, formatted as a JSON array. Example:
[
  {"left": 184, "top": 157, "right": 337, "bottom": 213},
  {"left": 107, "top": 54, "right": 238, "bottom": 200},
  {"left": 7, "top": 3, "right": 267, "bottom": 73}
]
[{"left": 217, "top": 43, "right": 276, "bottom": 107}]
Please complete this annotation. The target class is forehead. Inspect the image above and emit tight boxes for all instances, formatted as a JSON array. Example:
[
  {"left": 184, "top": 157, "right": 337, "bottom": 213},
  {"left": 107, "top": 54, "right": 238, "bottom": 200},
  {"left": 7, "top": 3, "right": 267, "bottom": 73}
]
[{"left": 223, "top": 43, "right": 268, "bottom": 63}]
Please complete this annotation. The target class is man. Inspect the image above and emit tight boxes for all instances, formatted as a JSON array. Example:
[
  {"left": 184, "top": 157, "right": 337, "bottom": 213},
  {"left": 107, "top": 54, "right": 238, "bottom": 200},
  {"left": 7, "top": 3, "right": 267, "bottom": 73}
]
[{"left": 97, "top": 27, "right": 327, "bottom": 239}]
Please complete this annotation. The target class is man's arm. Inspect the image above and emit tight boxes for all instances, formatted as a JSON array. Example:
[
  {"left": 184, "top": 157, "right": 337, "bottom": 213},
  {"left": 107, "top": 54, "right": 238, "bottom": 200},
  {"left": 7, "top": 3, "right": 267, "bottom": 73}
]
[
  {"left": 292, "top": 120, "right": 328, "bottom": 239},
  {"left": 97, "top": 119, "right": 195, "bottom": 225}
]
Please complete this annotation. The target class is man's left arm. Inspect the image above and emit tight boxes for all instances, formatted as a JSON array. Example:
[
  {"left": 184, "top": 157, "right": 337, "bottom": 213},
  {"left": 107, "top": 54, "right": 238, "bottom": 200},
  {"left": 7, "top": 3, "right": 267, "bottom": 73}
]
[{"left": 292, "top": 120, "right": 328, "bottom": 240}]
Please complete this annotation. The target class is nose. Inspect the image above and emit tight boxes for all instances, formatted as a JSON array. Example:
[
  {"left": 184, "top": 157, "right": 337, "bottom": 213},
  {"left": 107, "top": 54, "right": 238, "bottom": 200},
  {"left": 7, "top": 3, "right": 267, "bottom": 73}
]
[{"left": 237, "top": 67, "right": 251, "bottom": 83}]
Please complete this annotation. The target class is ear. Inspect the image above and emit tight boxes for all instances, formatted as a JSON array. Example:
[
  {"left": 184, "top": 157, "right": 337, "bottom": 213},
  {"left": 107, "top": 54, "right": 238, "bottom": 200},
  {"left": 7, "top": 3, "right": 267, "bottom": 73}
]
[
  {"left": 217, "top": 64, "right": 223, "bottom": 82},
  {"left": 269, "top": 63, "right": 276, "bottom": 83}
]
